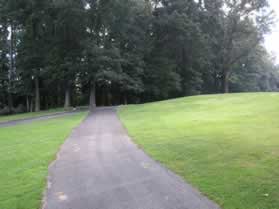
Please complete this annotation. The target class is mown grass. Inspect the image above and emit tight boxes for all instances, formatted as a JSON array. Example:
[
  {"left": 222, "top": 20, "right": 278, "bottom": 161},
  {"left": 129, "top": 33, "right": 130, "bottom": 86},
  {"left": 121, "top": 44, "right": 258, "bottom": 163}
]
[
  {"left": 119, "top": 93, "right": 279, "bottom": 209},
  {"left": 0, "top": 112, "right": 87, "bottom": 209},
  {"left": 0, "top": 108, "right": 67, "bottom": 123}
]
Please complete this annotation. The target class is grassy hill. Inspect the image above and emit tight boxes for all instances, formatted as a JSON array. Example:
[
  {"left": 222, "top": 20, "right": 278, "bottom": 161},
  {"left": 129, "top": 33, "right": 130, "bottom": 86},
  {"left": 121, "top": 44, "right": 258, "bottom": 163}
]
[{"left": 119, "top": 93, "right": 279, "bottom": 209}]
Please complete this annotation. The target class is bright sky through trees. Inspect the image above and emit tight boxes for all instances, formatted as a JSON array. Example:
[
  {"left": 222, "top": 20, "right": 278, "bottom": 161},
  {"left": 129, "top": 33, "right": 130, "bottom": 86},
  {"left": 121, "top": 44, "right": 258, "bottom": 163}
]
[{"left": 265, "top": 0, "right": 279, "bottom": 63}]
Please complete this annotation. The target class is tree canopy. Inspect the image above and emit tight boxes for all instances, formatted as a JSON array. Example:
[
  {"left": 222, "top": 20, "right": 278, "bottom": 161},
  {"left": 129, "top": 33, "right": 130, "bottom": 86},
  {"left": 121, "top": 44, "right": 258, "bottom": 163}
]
[{"left": 0, "top": 0, "right": 278, "bottom": 113}]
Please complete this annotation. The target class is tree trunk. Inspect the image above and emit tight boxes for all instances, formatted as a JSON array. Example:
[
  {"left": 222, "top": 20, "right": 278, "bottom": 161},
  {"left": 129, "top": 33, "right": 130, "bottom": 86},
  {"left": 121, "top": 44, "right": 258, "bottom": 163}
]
[
  {"left": 123, "top": 94, "right": 127, "bottom": 105},
  {"left": 7, "top": 23, "right": 15, "bottom": 113},
  {"left": 35, "top": 77, "right": 40, "bottom": 112},
  {"left": 101, "top": 87, "right": 106, "bottom": 106},
  {"left": 9, "top": 24, "right": 15, "bottom": 77},
  {"left": 222, "top": 70, "right": 229, "bottom": 93},
  {"left": 45, "top": 96, "right": 49, "bottom": 110},
  {"left": 64, "top": 84, "right": 71, "bottom": 109},
  {"left": 30, "top": 98, "right": 33, "bottom": 112},
  {"left": 26, "top": 96, "right": 30, "bottom": 112},
  {"left": 8, "top": 93, "right": 13, "bottom": 113},
  {"left": 57, "top": 86, "right": 62, "bottom": 107},
  {"left": 108, "top": 92, "right": 112, "bottom": 106},
  {"left": 89, "top": 80, "right": 96, "bottom": 111},
  {"left": 214, "top": 72, "right": 219, "bottom": 93}
]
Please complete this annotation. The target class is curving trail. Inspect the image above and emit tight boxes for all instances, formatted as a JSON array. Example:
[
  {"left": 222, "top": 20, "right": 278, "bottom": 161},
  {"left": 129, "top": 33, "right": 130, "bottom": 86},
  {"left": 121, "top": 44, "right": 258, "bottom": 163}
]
[{"left": 43, "top": 107, "right": 220, "bottom": 209}]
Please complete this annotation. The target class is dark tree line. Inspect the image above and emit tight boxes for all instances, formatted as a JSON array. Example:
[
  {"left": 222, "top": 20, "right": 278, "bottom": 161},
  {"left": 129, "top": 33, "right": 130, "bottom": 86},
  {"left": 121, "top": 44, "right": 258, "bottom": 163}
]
[{"left": 0, "top": 0, "right": 278, "bottom": 114}]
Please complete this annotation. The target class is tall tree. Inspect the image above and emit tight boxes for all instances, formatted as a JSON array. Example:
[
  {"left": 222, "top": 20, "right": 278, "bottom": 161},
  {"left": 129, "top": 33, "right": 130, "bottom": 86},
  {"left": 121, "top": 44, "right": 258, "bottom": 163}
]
[
  {"left": 1, "top": 0, "right": 21, "bottom": 112},
  {"left": 218, "top": 0, "right": 273, "bottom": 93},
  {"left": 0, "top": 1, "right": 9, "bottom": 110},
  {"left": 48, "top": 0, "right": 86, "bottom": 109},
  {"left": 84, "top": 0, "right": 145, "bottom": 108}
]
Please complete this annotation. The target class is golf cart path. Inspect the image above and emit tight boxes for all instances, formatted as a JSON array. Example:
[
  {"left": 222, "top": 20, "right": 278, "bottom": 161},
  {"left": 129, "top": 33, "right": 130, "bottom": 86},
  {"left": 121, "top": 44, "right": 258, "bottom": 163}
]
[
  {"left": 0, "top": 111, "right": 84, "bottom": 128},
  {"left": 43, "top": 107, "right": 220, "bottom": 209}
]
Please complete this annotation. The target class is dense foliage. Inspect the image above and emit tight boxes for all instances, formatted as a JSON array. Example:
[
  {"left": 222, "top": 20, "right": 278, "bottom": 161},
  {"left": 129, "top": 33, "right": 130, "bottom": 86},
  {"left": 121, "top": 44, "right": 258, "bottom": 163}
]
[{"left": 0, "top": 0, "right": 278, "bottom": 113}]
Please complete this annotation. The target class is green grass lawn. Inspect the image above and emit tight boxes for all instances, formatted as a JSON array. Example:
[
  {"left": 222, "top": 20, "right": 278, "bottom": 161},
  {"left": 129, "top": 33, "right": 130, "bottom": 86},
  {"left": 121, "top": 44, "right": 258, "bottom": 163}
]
[
  {"left": 0, "top": 112, "right": 87, "bottom": 209},
  {"left": 119, "top": 93, "right": 279, "bottom": 209},
  {"left": 0, "top": 108, "right": 68, "bottom": 123}
]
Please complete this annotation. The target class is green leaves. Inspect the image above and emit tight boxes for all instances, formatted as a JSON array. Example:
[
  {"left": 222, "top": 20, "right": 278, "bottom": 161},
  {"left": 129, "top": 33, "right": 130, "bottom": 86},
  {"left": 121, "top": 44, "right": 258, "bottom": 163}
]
[{"left": 0, "top": 0, "right": 278, "bottom": 109}]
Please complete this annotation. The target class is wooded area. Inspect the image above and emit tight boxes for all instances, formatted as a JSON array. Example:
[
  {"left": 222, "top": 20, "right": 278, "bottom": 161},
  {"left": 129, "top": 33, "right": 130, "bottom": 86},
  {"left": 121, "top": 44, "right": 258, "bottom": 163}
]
[{"left": 0, "top": 0, "right": 278, "bottom": 113}]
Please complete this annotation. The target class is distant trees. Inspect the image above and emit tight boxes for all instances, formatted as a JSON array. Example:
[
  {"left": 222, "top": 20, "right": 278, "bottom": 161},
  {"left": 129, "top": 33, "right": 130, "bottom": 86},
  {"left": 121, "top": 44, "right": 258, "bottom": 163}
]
[
  {"left": 197, "top": 0, "right": 274, "bottom": 93},
  {"left": 217, "top": 0, "right": 273, "bottom": 93},
  {"left": 230, "top": 46, "right": 279, "bottom": 92},
  {"left": 0, "top": 0, "right": 278, "bottom": 113}
]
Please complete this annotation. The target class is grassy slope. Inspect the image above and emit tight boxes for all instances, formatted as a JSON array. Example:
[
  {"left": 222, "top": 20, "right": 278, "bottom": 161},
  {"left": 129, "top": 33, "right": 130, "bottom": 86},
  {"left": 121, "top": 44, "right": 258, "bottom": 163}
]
[
  {"left": 0, "top": 112, "right": 87, "bottom": 209},
  {"left": 0, "top": 108, "right": 66, "bottom": 123},
  {"left": 119, "top": 93, "right": 279, "bottom": 209}
]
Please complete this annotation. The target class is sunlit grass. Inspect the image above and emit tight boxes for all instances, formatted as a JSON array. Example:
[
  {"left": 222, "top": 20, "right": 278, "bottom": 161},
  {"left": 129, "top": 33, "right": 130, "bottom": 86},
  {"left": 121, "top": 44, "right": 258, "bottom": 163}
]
[
  {"left": 0, "top": 112, "right": 87, "bottom": 209},
  {"left": 119, "top": 93, "right": 279, "bottom": 209}
]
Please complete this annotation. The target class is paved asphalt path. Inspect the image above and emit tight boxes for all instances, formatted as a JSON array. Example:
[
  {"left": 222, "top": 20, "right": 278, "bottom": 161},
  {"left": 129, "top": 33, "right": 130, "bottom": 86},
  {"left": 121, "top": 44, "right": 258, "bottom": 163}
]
[
  {"left": 43, "top": 107, "right": 220, "bottom": 209},
  {"left": 0, "top": 111, "right": 84, "bottom": 128}
]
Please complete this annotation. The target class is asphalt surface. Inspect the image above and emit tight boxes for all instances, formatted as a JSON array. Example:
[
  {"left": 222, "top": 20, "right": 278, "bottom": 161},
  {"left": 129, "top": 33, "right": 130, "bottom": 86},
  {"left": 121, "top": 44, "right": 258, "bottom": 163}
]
[
  {"left": 43, "top": 107, "right": 220, "bottom": 209},
  {"left": 0, "top": 111, "right": 84, "bottom": 128}
]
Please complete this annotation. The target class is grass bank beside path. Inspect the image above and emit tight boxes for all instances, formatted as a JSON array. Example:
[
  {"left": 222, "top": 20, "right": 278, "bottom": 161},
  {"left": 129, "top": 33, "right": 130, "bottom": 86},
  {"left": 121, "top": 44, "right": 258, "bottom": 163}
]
[
  {"left": 0, "top": 112, "right": 87, "bottom": 209},
  {"left": 119, "top": 93, "right": 279, "bottom": 209},
  {"left": 0, "top": 108, "right": 67, "bottom": 123}
]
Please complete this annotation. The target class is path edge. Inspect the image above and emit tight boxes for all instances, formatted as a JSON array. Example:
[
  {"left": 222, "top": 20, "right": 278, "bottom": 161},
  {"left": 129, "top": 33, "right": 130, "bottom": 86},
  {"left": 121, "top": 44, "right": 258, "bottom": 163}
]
[
  {"left": 40, "top": 112, "right": 90, "bottom": 209},
  {"left": 116, "top": 107, "right": 221, "bottom": 209}
]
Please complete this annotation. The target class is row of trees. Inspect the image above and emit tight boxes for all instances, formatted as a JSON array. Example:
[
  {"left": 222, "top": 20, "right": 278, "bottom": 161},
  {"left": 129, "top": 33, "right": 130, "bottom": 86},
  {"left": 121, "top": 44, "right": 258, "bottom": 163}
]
[{"left": 0, "top": 0, "right": 278, "bottom": 113}]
